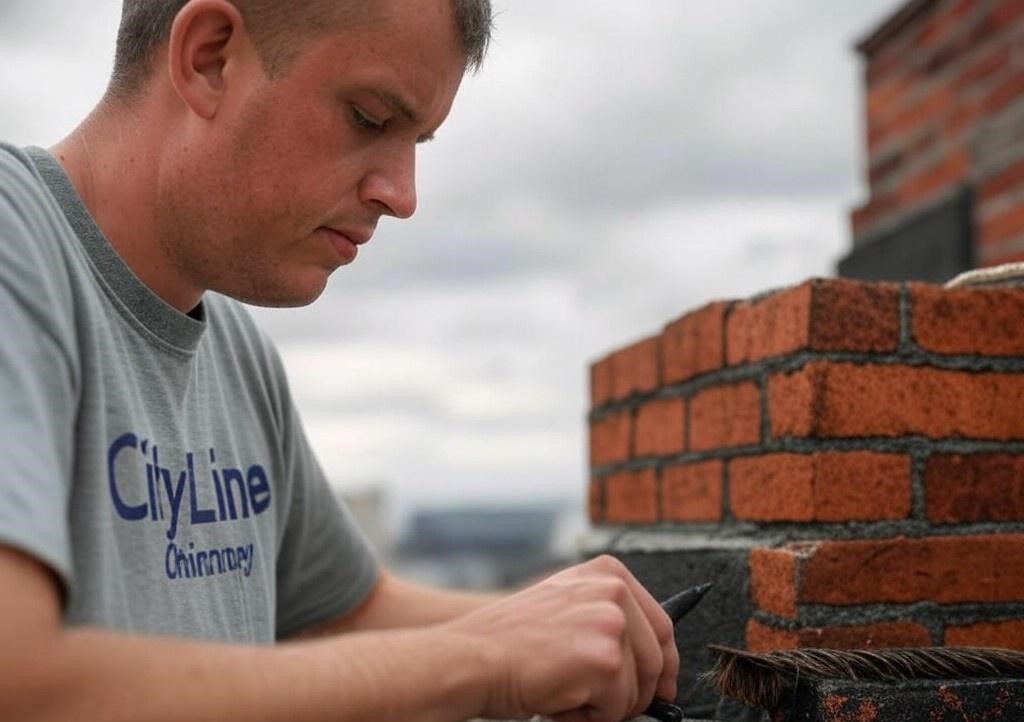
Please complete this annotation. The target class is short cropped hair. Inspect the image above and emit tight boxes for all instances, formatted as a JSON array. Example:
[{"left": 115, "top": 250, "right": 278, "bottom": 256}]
[{"left": 109, "top": 0, "right": 493, "bottom": 100}]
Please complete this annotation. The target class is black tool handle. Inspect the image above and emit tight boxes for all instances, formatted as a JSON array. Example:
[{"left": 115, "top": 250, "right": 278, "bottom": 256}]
[
  {"left": 641, "top": 582, "right": 714, "bottom": 721},
  {"left": 643, "top": 696, "right": 684, "bottom": 722}
]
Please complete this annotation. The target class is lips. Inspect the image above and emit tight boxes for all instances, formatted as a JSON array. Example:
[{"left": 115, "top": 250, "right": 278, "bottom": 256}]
[{"left": 321, "top": 226, "right": 372, "bottom": 264}]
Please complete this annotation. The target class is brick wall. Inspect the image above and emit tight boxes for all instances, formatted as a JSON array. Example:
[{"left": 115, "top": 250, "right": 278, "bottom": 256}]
[
  {"left": 850, "top": 0, "right": 1024, "bottom": 267},
  {"left": 588, "top": 278, "right": 1024, "bottom": 653}
]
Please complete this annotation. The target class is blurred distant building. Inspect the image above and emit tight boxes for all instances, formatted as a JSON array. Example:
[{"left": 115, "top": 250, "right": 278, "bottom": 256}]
[
  {"left": 393, "top": 504, "right": 585, "bottom": 590},
  {"left": 338, "top": 486, "right": 393, "bottom": 564},
  {"left": 840, "top": 0, "right": 1024, "bottom": 282}
]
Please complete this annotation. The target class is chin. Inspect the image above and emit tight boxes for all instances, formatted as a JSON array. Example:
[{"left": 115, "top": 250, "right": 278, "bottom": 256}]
[{"left": 220, "top": 271, "right": 330, "bottom": 309}]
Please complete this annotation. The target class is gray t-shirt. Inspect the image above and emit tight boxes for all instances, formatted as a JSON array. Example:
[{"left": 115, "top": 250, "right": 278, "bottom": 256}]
[{"left": 0, "top": 144, "right": 378, "bottom": 642}]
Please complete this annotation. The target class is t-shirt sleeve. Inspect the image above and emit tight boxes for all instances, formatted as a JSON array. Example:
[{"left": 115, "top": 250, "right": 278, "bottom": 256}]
[
  {"left": 267, "top": 348, "right": 380, "bottom": 639},
  {"left": 0, "top": 150, "right": 78, "bottom": 590}
]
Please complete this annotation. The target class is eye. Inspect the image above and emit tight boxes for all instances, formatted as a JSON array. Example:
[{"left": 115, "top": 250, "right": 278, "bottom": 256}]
[{"left": 351, "top": 105, "right": 385, "bottom": 133}]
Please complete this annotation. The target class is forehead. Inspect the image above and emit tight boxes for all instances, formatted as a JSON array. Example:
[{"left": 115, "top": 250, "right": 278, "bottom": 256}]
[{"left": 287, "top": 0, "right": 466, "bottom": 125}]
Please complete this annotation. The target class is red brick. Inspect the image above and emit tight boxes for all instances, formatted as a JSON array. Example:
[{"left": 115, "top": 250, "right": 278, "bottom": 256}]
[
  {"left": 661, "top": 461, "right": 722, "bottom": 522},
  {"left": 610, "top": 336, "right": 660, "bottom": 401},
  {"left": 769, "top": 362, "right": 1024, "bottom": 441},
  {"left": 987, "top": 249, "right": 1024, "bottom": 266},
  {"left": 726, "top": 280, "right": 900, "bottom": 366},
  {"left": 946, "top": 620, "right": 1024, "bottom": 648},
  {"left": 926, "top": 454, "right": 1024, "bottom": 523},
  {"left": 589, "top": 412, "right": 632, "bottom": 466},
  {"left": 983, "top": 69, "right": 1024, "bottom": 116},
  {"left": 727, "top": 284, "right": 811, "bottom": 365},
  {"left": 731, "top": 453, "right": 911, "bottom": 523},
  {"left": 914, "top": 0, "right": 975, "bottom": 50},
  {"left": 944, "top": 98, "right": 985, "bottom": 138},
  {"left": 604, "top": 469, "right": 657, "bottom": 524},
  {"left": 805, "top": 281, "right": 901, "bottom": 354},
  {"left": 873, "top": 87, "right": 954, "bottom": 151},
  {"left": 746, "top": 619, "right": 931, "bottom": 653},
  {"left": 980, "top": 203, "right": 1024, "bottom": 246},
  {"left": 633, "top": 398, "right": 685, "bottom": 458},
  {"left": 898, "top": 147, "right": 969, "bottom": 205},
  {"left": 954, "top": 43, "right": 1012, "bottom": 93},
  {"left": 799, "top": 535, "right": 1024, "bottom": 605},
  {"left": 731, "top": 455, "right": 814, "bottom": 522},
  {"left": 798, "top": 622, "right": 932, "bottom": 649},
  {"left": 991, "top": 0, "right": 1024, "bottom": 28},
  {"left": 746, "top": 619, "right": 798, "bottom": 652},
  {"left": 750, "top": 547, "right": 802, "bottom": 619},
  {"left": 661, "top": 302, "right": 728, "bottom": 384},
  {"left": 980, "top": 157, "right": 1024, "bottom": 202},
  {"left": 689, "top": 382, "right": 761, "bottom": 452},
  {"left": 867, "top": 73, "right": 912, "bottom": 124},
  {"left": 588, "top": 478, "right": 604, "bottom": 523},
  {"left": 590, "top": 356, "right": 614, "bottom": 408},
  {"left": 911, "top": 284, "right": 1024, "bottom": 356}
]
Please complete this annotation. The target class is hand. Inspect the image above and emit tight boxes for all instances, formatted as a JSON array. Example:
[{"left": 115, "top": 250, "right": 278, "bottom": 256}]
[{"left": 443, "top": 555, "right": 679, "bottom": 722}]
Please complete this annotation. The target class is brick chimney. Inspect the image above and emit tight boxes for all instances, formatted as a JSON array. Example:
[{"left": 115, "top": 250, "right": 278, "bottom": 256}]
[
  {"left": 840, "top": 0, "right": 1024, "bottom": 281},
  {"left": 586, "top": 277, "right": 1024, "bottom": 719}
]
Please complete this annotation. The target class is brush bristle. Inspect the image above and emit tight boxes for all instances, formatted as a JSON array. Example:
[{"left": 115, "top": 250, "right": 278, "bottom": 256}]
[{"left": 703, "top": 645, "right": 1024, "bottom": 710}]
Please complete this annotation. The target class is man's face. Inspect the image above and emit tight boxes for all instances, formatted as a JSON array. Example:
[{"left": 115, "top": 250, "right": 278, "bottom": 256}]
[{"left": 159, "top": 0, "right": 466, "bottom": 307}]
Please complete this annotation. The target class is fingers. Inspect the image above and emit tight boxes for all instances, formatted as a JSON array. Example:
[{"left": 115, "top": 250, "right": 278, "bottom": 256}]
[
  {"left": 584, "top": 556, "right": 677, "bottom": 717},
  {"left": 613, "top": 564, "right": 679, "bottom": 705}
]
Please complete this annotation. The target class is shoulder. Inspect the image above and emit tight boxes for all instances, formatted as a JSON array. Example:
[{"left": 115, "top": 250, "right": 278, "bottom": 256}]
[
  {"left": 0, "top": 144, "right": 77, "bottom": 311},
  {"left": 0, "top": 144, "right": 77, "bottom": 270},
  {"left": 0, "top": 144, "right": 59, "bottom": 225}
]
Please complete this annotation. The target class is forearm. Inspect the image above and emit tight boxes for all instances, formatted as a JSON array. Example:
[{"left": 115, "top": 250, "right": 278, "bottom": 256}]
[
  {"left": 306, "top": 570, "right": 502, "bottom": 635},
  {"left": 6, "top": 625, "right": 486, "bottom": 722}
]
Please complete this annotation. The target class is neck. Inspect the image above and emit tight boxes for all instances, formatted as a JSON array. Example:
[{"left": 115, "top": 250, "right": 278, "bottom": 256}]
[{"left": 50, "top": 98, "right": 204, "bottom": 314}]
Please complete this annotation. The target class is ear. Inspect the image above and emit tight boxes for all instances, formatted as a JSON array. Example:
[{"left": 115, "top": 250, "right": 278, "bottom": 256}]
[{"left": 166, "top": 0, "right": 249, "bottom": 119}]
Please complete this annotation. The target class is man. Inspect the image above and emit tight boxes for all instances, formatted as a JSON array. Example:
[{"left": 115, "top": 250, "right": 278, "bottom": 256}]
[{"left": 0, "top": 1, "right": 678, "bottom": 720}]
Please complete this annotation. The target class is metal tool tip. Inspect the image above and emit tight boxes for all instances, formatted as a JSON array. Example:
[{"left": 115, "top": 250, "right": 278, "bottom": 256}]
[{"left": 661, "top": 581, "right": 714, "bottom": 624}]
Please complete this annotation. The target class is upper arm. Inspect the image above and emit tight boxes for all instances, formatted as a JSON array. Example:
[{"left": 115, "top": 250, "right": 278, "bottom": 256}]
[
  {"left": 0, "top": 152, "right": 78, "bottom": 594},
  {"left": 0, "top": 544, "right": 63, "bottom": 664}
]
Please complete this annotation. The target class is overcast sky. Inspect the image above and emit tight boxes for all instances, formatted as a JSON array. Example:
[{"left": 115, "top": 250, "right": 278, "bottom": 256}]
[{"left": 0, "top": 1, "right": 898, "bottom": 526}]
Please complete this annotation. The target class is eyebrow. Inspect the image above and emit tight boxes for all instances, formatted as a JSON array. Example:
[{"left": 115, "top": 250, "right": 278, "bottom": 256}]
[{"left": 371, "top": 89, "right": 436, "bottom": 143}]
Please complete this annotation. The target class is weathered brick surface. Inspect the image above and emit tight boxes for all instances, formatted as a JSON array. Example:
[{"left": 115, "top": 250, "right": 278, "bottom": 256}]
[
  {"left": 746, "top": 619, "right": 798, "bottom": 652},
  {"left": 661, "top": 302, "right": 728, "bottom": 384},
  {"left": 610, "top": 336, "right": 660, "bottom": 401},
  {"left": 798, "top": 622, "right": 932, "bottom": 649},
  {"left": 911, "top": 285, "right": 1024, "bottom": 356},
  {"left": 604, "top": 469, "right": 657, "bottom": 524},
  {"left": 660, "top": 461, "right": 722, "bottom": 522},
  {"left": 750, "top": 547, "right": 800, "bottom": 619},
  {"left": 633, "top": 398, "right": 685, "bottom": 458},
  {"left": 589, "top": 412, "right": 631, "bottom": 466},
  {"left": 927, "top": 454, "right": 1024, "bottom": 523},
  {"left": 689, "top": 382, "right": 761, "bottom": 452},
  {"left": 726, "top": 280, "right": 900, "bottom": 365},
  {"left": 731, "top": 453, "right": 911, "bottom": 522},
  {"left": 946, "top": 619, "right": 1024, "bottom": 648},
  {"left": 726, "top": 284, "right": 812, "bottom": 365},
  {"left": 747, "top": 618, "right": 931, "bottom": 653},
  {"left": 769, "top": 362, "right": 1024, "bottom": 440},
  {"left": 800, "top": 535, "right": 1024, "bottom": 605}
]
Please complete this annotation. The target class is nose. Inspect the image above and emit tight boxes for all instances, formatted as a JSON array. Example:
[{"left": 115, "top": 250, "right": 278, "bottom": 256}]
[{"left": 359, "top": 145, "right": 418, "bottom": 220}]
